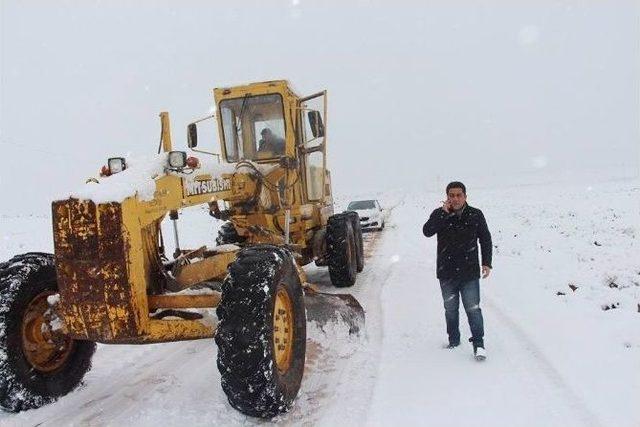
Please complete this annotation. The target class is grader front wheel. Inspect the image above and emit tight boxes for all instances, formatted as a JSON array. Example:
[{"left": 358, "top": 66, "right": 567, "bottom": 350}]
[
  {"left": 273, "top": 286, "right": 295, "bottom": 373},
  {"left": 0, "top": 253, "right": 96, "bottom": 412},
  {"left": 21, "top": 290, "right": 74, "bottom": 373},
  {"left": 215, "top": 245, "right": 306, "bottom": 418}
]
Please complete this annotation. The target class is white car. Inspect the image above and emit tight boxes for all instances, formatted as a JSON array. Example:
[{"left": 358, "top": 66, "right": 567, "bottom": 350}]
[{"left": 347, "top": 199, "right": 385, "bottom": 231}]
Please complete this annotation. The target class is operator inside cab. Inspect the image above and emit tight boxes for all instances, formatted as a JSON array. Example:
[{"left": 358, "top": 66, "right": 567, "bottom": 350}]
[{"left": 257, "top": 128, "right": 285, "bottom": 157}]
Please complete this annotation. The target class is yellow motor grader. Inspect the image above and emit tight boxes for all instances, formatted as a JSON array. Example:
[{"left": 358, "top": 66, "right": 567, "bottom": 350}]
[{"left": 0, "top": 80, "right": 365, "bottom": 418}]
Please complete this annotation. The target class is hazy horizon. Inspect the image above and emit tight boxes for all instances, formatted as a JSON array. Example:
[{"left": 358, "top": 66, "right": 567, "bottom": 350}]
[{"left": 1, "top": 0, "right": 638, "bottom": 215}]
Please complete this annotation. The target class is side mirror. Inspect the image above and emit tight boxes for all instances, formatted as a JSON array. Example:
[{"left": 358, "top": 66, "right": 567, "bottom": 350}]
[
  {"left": 308, "top": 110, "right": 325, "bottom": 138},
  {"left": 187, "top": 123, "right": 198, "bottom": 148}
]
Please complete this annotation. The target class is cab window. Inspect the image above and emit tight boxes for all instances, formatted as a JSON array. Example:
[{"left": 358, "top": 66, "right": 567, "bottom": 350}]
[{"left": 219, "top": 94, "right": 286, "bottom": 162}]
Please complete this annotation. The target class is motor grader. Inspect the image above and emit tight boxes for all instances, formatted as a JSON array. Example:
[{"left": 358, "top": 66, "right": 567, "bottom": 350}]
[{"left": 0, "top": 80, "right": 365, "bottom": 418}]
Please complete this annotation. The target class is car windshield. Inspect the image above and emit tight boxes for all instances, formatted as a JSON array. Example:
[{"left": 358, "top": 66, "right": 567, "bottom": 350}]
[
  {"left": 348, "top": 200, "right": 376, "bottom": 210},
  {"left": 219, "top": 94, "right": 286, "bottom": 162}
]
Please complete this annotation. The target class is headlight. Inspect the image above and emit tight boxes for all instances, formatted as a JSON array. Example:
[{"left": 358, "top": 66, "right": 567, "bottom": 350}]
[
  {"left": 168, "top": 151, "right": 187, "bottom": 169},
  {"left": 108, "top": 157, "right": 126, "bottom": 174}
]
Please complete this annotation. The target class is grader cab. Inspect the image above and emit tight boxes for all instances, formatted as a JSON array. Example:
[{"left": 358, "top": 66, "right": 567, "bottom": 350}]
[{"left": 0, "top": 80, "right": 364, "bottom": 418}]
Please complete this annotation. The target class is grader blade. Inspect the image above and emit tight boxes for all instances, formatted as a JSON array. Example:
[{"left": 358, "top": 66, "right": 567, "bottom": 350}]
[{"left": 303, "top": 289, "right": 365, "bottom": 335}]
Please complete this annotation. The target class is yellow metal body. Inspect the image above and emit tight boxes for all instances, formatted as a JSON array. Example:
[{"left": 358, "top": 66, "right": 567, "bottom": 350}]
[{"left": 52, "top": 80, "right": 334, "bottom": 345}]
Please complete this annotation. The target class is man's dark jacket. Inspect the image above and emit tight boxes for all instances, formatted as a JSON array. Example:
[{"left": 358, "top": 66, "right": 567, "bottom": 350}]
[{"left": 423, "top": 204, "right": 492, "bottom": 280}]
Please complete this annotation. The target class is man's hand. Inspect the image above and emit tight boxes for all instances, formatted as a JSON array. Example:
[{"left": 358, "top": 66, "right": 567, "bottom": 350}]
[
  {"left": 442, "top": 200, "right": 452, "bottom": 213},
  {"left": 482, "top": 265, "right": 491, "bottom": 279}
]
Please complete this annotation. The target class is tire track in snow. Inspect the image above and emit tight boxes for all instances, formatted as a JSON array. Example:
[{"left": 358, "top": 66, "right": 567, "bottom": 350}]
[
  {"left": 286, "top": 198, "right": 402, "bottom": 425},
  {"left": 8, "top": 340, "right": 225, "bottom": 426},
  {"left": 307, "top": 196, "right": 403, "bottom": 425},
  {"left": 288, "top": 217, "right": 390, "bottom": 425},
  {"left": 485, "top": 297, "right": 602, "bottom": 427}
]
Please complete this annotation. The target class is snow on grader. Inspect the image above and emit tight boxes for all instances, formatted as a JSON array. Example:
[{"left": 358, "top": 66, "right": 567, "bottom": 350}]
[{"left": 0, "top": 80, "right": 365, "bottom": 418}]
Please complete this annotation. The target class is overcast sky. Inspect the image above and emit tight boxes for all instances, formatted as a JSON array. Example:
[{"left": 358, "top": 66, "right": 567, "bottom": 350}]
[{"left": 1, "top": 0, "right": 638, "bottom": 215}]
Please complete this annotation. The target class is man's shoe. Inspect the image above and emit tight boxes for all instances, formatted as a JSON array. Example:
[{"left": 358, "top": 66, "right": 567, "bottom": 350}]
[
  {"left": 445, "top": 342, "right": 460, "bottom": 349},
  {"left": 474, "top": 346, "right": 487, "bottom": 361}
]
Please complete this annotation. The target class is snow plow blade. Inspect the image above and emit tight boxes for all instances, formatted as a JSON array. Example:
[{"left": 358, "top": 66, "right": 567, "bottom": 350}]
[{"left": 303, "top": 288, "right": 365, "bottom": 335}]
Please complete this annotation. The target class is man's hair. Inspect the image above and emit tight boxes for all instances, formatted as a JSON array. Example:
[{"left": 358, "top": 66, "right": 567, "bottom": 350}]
[{"left": 446, "top": 181, "right": 466, "bottom": 194}]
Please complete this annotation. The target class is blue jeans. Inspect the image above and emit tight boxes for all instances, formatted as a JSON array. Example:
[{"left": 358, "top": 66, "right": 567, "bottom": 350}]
[{"left": 439, "top": 278, "right": 484, "bottom": 347}]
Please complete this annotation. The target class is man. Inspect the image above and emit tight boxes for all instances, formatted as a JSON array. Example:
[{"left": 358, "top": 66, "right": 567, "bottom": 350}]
[
  {"left": 423, "top": 181, "right": 492, "bottom": 361},
  {"left": 258, "top": 128, "right": 285, "bottom": 155}
]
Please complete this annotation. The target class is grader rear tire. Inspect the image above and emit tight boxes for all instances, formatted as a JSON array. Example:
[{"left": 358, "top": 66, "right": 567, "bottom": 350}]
[
  {"left": 345, "top": 211, "right": 364, "bottom": 272},
  {"left": 326, "top": 214, "right": 358, "bottom": 287},
  {"left": 0, "top": 253, "right": 96, "bottom": 412},
  {"left": 215, "top": 245, "right": 306, "bottom": 418}
]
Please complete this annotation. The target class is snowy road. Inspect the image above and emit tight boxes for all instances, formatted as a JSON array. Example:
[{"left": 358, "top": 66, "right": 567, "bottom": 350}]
[
  {"left": 2, "top": 181, "right": 639, "bottom": 426},
  {"left": 369, "top": 202, "right": 597, "bottom": 425},
  {"left": 361, "top": 186, "right": 639, "bottom": 427},
  {"left": 366, "top": 196, "right": 601, "bottom": 426}
]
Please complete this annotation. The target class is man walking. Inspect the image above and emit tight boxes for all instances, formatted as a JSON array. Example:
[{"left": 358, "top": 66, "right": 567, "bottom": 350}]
[{"left": 423, "top": 182, "right": 492, "bottom": 360}]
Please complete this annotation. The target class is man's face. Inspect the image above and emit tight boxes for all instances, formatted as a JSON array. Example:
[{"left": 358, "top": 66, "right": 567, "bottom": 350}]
[{"left": 447, "top": 188, "right": 467, "bottom": 210}]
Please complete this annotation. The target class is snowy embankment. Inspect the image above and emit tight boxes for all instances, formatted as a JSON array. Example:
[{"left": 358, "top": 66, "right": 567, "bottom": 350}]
[
  {"left": 0, "top": 179, "right": 638, "bottom": 426},
  {"left": 361, "top": 179, "right": 639, "bottom": 427}
]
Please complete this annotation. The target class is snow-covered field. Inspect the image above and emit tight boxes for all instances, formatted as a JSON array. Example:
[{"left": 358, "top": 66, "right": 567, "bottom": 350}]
[{"left": 0, "top": 178, "right": 638, "bottom": 426}]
